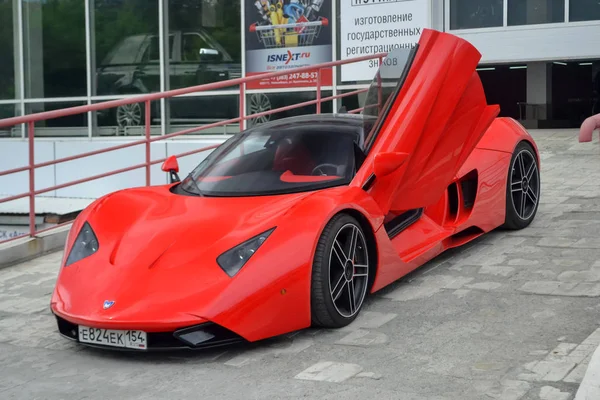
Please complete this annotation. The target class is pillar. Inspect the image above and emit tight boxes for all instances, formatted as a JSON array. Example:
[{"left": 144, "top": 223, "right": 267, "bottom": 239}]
[
  {"left": 22, "top": 0, "right": 45, "bottom": 108},
  {"left": 526, "top": 61, "right": 552, "bottom": 121}
]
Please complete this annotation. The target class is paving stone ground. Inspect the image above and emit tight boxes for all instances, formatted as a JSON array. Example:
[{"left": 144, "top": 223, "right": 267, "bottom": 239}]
[{"left": 1, "top": 129, "right": 600, "bottom": 400}]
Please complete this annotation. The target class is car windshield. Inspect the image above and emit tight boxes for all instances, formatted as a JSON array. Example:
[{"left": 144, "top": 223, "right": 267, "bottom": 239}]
[
  {"left": 362, "top": 46, "right": 418, "bottom": 151},
  {"left": 179, "top": 119, "right": 362, "bottom": 197}
]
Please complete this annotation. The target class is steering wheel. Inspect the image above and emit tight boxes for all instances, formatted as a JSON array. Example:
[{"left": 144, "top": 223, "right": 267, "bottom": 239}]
[{"left": 312, "top": 163, "right": 339, "bottom": 176}]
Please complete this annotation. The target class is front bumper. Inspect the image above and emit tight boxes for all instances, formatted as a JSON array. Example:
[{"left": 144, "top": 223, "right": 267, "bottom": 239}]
[{"left": 54, "top": 314, "right": 245, "bottom": 351}]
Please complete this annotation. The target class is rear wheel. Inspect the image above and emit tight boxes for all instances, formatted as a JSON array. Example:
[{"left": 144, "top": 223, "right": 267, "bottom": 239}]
[
  {"left": 502, "top": 141, "right": 540, "bottom": 229},
  {"left": 116, "top": 102, "right": 144, "bottom": 128},
  {"left": 311, "top": 214, "right": 370, "bottom": 328}
]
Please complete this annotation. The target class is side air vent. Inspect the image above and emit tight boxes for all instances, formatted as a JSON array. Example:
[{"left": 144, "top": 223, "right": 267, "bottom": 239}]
[
  {"left": 444, "top": 169, "right": 479, "bottom": 227},
  {"left": 460, "top": 170, "right": 478, "bottom": 209},
  {"left": 447, "top": 182, "right": 459, "bottom": 220}
]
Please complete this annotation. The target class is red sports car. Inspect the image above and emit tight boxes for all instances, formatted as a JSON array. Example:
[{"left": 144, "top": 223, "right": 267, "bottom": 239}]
[{"left": 51, "top": 29, "right": 540, "bottom": 351}]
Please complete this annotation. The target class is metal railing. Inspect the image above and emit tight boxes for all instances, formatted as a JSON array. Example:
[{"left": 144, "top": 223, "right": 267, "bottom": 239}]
[{"left": 0, "top": 53, "right": 386, "bottom": 245}]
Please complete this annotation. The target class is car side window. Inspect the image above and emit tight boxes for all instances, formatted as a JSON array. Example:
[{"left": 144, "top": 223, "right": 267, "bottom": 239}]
[
  {"left": 183, "top": 33, "right": 212, "bottom": 62},
  {"left": 144, "top": 34, "right": 175, "bottom": 62}
]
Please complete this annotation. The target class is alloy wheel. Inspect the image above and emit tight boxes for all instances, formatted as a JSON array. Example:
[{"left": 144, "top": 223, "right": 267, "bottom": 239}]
[
  {"left": 248, "top": 93, "right": 272, "bottom": 126},
  {"left": 510, "top": 149, "right": 540, "bottom": 220},
  {"left": 328, "top": 223, "right": 369, "bottom": 318},
  {"left": 116, "top": 103, "right": 142, "bottom": 128}
]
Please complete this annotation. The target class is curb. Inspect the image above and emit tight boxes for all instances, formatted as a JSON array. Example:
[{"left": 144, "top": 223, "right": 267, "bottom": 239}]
[
  {"left": 575, "top": 341, "right": 600, "bottom": 400},
  {"left": 0, "top": 224, "right": 71, "bottom": 269}
]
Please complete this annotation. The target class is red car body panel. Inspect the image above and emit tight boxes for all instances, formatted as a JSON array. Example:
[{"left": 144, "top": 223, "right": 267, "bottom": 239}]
[
  {"left": 51, "top": 186, "right": 383, "bottom": 340},
  {"left": 51, "top": 29, "right": 539, "bottom": 347},
  {"left": 352, "top": 29, "right": 500, "bottom": 215}
]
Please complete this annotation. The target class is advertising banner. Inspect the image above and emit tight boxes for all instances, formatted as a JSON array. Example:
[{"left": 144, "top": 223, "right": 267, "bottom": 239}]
[
  {"left": 244, "top": 0, "right": 333, "bottom": 89},
  {"left": 340, "top": 0, "right": 429, "bottom": 82}
]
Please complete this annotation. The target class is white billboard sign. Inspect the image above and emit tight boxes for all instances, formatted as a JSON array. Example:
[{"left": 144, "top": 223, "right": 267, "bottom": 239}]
[{"left": 340, "top": 0, "right": 430, "bottom": 82}]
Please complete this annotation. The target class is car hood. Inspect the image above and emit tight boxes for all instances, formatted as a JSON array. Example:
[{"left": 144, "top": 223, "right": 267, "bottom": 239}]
[
  {"left": 53, "top": 185, "right": 313, "bottom": 326},
  {"left": 86, "top": 186, "right": 309, "bottom": 269}
]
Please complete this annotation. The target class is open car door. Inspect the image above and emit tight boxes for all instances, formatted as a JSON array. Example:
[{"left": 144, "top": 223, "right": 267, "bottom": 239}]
[{"left": 352, "top": 29, "right": 500, "bottom": 216}]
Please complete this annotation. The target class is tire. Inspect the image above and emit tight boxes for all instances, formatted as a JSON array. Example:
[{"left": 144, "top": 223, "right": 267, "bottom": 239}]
[
  {"left": 311, "top": 214, "right": 370, "bottom": 328},
  {"left": 502, "top": 141, "right": 540, "bottom": 230}
]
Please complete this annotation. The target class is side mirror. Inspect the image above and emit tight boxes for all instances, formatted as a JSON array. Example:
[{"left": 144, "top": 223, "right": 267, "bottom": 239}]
[
  {"left": 373, "top": 152, "right": 409, "bottom": 177},
  {"left": 162, "top": 155, "right": 180, "bottom": 183},
  {"left": 199, "top": 48, "right": 220, "bottom": 60}
]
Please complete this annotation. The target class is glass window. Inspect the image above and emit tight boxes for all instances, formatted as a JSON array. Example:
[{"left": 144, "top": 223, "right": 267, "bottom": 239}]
[
  {"left": 338, "top": 90, "right": 362, "bottom": 114},
  {"left": 178, "top": 117, "right": 361, "bottom": 197},
  {"left": 167, "top": 0, "right": 241, "bottom": 91},
  {"left": 551, "top": 61, "right": 597, "bottom": 126},
  {"left": 246, "top": 91, "right": 333, "bottom": 127},
  {"left": 570, "top": 0, "right": 600, "bottom": 22},
  {"left": 477, "top": 65, "right": 526, "bottom": 119},
  {"left": 450, "top": 0, "right": 504, "bottom": 30},
  {"left": 0, "top": 104, "right": 18, "bottom": 138},
  {"left": 508, "top": 0, "right": 564, "bottom": 25},
  {"left": 91, "top": 99, "right": 161, "bottom": 137},
  {"left": 93, "top": 0, "right": 159, "bottom": 97},
  {"left": 362, "top": 46, "right": 416, "bottom": 151},
  {"left": 26, "top": 101, "right": 87, "bottom": 137},
  {"left": 166, "top": 89, "right": 335, "bottom": 135},
  {"left": 167, "top": 94, "right": 240, "bottom": 133},
  {"left": 23, "top": 0, "right": 86, "bottom": 98},
  {"left": 182, "top": 33, "right": 211, "bottom": 62},
  {"left": 0, "top": 0, "right": 15, "bottom": 100}
]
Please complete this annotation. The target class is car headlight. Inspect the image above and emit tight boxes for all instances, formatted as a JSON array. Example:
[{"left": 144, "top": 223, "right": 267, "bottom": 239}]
[
  {"left": 217, "top": 228, "right": 275, "bottom": 277},
  {"left": 65, "top": 222, "right": 99, "bottom": 266}
]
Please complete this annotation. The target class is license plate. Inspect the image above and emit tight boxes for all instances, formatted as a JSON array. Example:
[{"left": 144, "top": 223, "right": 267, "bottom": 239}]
[{"left": 78, "top": 325, "right": 147, "bottom": 350}]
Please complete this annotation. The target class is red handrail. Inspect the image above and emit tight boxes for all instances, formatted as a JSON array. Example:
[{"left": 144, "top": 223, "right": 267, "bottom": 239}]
[
  {"left": 0, "top": 53, "right": 385, "bottom": 245},
  {"left": 0, "top": 53, "right": 384, "bottom": 128}
]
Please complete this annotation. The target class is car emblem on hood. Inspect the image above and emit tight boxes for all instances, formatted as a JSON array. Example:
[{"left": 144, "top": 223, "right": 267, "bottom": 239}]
[{"left": 103, "top": 300, "right": 115, "bottom": 310}]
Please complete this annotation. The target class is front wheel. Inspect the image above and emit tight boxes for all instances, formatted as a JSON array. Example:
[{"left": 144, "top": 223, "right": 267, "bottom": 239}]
[
  {"left": 502, "top": 141, "right": 540, "bottom": 230},
  {"left": 311, "top": 214, "right": 370, "bottom": 328}
]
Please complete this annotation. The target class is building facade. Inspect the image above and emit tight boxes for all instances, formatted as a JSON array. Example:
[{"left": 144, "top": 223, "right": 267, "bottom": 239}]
[
  {"left": 1, "top": 0, "right": 599, "bottom": 140},
  {"left": 449, "top": 0, "right": 600, "bottom": 129}
]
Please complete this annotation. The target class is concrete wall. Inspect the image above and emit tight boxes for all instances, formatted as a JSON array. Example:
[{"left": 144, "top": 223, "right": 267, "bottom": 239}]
[
  {"left": 451, "top": 21, "right": 600, "bottom": 64},
  {"left": 0, "top": 137, "right": 229, "bottom": 199}
]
